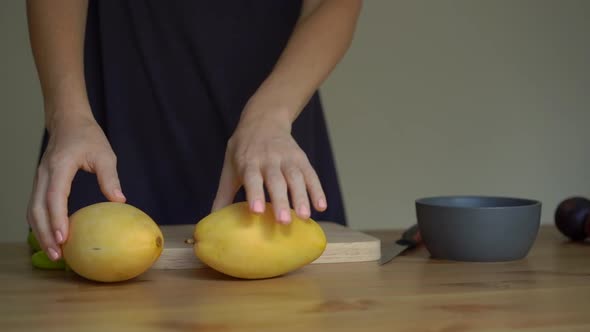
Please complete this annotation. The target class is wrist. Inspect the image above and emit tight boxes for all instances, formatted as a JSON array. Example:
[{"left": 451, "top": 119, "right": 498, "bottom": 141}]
[
  {"left": 239, "top": 97, "right": 294, "bottom": 132},
  {"left": 45, "top": 100, "right": 95, "bottom": 135}
]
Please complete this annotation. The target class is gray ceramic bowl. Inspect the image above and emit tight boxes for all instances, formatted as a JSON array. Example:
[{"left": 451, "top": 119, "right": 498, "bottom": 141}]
[{"left": 415, "top": 195, "right": 542, "bottom": 262}]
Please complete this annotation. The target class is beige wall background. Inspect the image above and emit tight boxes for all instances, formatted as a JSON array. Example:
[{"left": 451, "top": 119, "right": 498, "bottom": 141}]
[{"left": 1, "top": 1, "right": 588, "bottom": 242}]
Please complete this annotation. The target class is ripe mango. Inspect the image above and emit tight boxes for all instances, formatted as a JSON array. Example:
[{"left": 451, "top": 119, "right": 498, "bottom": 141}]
[
  {"left": 194, "top": 202, "right": 327, "bottom": 279},
  {"left": 62, "top": 202, "right": 164, "bottom": 282}
]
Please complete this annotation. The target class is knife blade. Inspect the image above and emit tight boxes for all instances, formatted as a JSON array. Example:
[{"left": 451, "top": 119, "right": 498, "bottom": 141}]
[{"left": 378, "top": 223, "right": 421, "bottom": 265}]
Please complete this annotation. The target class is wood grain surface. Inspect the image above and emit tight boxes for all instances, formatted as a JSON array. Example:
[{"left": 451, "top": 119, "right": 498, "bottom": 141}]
[
  {"left": 153, "top": 222, "right": 381, "bottom": 269},
  {"left": 1, "top": 225, "right": 589, "bottom": 332}
]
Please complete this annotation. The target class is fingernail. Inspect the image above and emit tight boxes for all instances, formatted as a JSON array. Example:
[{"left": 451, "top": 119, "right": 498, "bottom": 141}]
[
  {"left": 253, "top": 200, "right": 264, "bottom": 213},
  {"left": 299, "top": 204, "right": 309, "bottom": 218},
  {"left": 48, "top": 248, "right": 59, "bottom": 261},
  {"left": 279, "top": 209, "right": 290, "bottom": 223},
  {"left": 318, "top": 198, "right": 327, "bottom": 209},
  {"left": 114, "top": 189, "right": 126, "bottom": 200},
  {"left": 55, "top": 230, "right": 63, "bottom": 244}
]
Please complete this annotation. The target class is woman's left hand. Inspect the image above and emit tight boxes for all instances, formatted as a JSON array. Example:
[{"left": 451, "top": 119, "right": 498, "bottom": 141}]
[
  {"left": 211, "top": 104, "right": 327, "bottom": 224},
  {"left": 209, "top": 0, "right": 362, "bottom": 223}
]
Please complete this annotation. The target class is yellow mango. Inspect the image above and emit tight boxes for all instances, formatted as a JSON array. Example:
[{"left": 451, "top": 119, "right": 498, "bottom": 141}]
[
  {"left": 62, "top": 202, "right": 164, "bottom": 282},
  {"left": 193, "top": 201, "right": 327, "bottom": 279}
]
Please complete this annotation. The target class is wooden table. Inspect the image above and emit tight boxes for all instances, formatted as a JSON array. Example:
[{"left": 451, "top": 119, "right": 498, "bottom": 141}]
[{"left": 1, "top": 225, "right": 589, "bottom": 331}]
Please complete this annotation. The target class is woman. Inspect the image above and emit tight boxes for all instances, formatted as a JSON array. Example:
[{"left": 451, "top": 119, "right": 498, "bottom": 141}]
[{"left": 25, "top": 0, "right": 362, "bottom": 261}]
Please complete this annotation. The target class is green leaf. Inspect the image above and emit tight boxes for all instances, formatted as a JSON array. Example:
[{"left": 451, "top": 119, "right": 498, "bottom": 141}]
[
  {"left": 31, "top": 251, "right": 66, "bottom": 270},
  {"left": 27, "top": 230, "right": 42, "bottom": 252}
]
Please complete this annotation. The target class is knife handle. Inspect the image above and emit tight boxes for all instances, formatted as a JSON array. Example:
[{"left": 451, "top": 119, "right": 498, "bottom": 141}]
[{"left": 397, "top": 224, "right": 421, "bottom": 248}]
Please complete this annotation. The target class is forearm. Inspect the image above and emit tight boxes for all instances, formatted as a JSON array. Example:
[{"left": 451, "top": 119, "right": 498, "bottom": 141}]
[
  {"left": 26, "top": 0, "right": 91, "bottom": 132},
  {"left": 242, "top": 0, "right": 362, "bottom": 125}
]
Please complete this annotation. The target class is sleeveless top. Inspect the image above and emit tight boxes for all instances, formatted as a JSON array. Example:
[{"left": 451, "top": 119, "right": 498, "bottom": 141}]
[{"left": 38, "top": 0, "right": 347, "bottom": 226}]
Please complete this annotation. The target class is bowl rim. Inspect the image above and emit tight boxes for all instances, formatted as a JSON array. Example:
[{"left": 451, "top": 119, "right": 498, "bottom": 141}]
[{"left": 415, "top": 195, "right": 542, "bottom": 209}]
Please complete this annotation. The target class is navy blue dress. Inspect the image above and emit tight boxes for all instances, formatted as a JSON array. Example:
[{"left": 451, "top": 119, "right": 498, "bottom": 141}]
[{"left": 39, "top": 0, "right": 347, "bottom": 226}]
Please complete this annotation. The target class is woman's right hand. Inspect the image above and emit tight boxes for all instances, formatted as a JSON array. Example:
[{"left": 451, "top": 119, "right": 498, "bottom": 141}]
[{"left": 26, "top": 105, "right": 126, "bottom": 261}]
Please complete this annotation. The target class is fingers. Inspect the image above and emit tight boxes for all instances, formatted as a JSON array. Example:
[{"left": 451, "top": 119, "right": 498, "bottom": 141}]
[
  {"left": 241, "top": 164, "right": 265, "bottom": 214},
  {"left": 27, "top": 167, "right": 61, "bottom": 261},
  {"left": 301, "top": 162, "right": 327, "bottom": 212},
  {"left": 238, "top": 157, "right": 325, "bottom": 223},
  {"left": 211, "top": 158, "right": 240, "bottom": 212},
  {"left": 282, "top": 165, "right": 310, "bottom": 220},
  {"left": 220, "top": 134, "right": 326, "bottom": 223},
  {"left": 263, "top": 164, "right": 291, "bottom": 224},
  {"left": 93, "top": 154, "right": 126, "bottom": 202},
  {"left": 46, "top": 160, "right": 77, "bottom": 246}
]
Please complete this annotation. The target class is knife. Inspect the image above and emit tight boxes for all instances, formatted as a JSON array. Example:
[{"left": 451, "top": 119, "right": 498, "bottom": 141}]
[{"left": 378, "top": 224, "right": 421, "bottom": 265}]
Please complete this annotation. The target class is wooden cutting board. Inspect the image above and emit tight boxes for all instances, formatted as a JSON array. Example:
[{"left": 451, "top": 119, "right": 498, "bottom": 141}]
[{"left": 151, "top": 222, "right": 381, "bottom": 269}]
